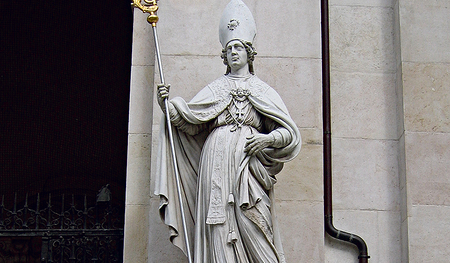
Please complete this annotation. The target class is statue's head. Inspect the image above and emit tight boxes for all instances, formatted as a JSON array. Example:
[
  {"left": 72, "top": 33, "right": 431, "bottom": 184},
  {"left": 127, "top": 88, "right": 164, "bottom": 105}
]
[
  {"left": 219, "top": 0, "right": 256, "bottom": 74},
  {"left": 221, "top": 39, "right": 257, "bottom": 74}
]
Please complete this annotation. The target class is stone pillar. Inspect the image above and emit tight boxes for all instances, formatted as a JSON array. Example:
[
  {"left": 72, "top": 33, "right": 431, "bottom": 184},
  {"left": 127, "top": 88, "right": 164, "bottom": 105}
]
[
  {"left": 398, "top": 1, "right": 450, "bottom": 262},
  {"left": 123, "top": 10, "right": 155, "bottom": 263},
  {"left": 325, "top": 1, "right": 401, "bottom": 262}
]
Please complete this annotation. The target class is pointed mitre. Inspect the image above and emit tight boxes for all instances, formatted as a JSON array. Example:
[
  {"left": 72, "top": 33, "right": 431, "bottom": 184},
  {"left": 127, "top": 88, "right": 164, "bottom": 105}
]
[{"left": 219, "top": 0, "right": 256, "bottom": 48}]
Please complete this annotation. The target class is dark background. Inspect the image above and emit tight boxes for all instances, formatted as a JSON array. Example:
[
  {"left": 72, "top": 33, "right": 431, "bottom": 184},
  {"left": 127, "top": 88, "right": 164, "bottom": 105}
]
[{"left": 0, "top": 0, "right": 133, "bottom": 207}]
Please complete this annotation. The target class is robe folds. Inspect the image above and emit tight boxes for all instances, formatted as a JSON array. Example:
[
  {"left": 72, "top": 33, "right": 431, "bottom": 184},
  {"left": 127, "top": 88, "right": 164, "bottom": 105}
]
[{"left": 154, "top": 74, "right": 301, "bottom": 263}]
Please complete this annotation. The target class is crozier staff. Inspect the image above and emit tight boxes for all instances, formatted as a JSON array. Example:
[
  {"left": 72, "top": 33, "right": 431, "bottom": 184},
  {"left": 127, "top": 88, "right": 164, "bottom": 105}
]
[{"left": 154, "top": 0, "right": 301, "bottom": 262}]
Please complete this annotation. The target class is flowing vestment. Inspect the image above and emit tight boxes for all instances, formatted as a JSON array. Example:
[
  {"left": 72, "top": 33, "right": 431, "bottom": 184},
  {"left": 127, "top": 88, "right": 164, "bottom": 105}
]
[{"left": 155, "top": 75, "right": 301, "bottom": 263}]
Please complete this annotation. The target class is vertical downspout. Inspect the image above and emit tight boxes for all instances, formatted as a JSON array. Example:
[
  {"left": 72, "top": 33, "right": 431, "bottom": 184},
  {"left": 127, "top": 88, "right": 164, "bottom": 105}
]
[{"left": 321, "top": 0, "right": 370, "bottom": 262}]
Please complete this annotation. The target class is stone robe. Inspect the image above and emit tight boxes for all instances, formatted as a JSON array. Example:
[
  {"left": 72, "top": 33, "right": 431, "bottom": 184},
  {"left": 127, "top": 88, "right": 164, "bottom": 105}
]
[{"left": 154, "top": 74, "right": 301, "bottom": 263}]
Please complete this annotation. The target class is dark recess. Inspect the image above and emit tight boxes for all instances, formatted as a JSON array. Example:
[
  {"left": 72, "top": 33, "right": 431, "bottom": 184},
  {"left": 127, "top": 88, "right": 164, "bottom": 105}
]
[{"left": 0, "top": 0, "right": 133, "bottom": 207}]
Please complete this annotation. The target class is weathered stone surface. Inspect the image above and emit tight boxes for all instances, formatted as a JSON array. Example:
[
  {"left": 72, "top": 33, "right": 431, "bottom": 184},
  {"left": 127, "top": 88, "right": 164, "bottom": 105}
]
[
  {"left": 254, "top": 0, "right": 321, "bottom": 58},
  {"left": 257, "top": 57, "right": 322, "bottom": 130},
  {"left": 405, "top": 132, "right": 450, "bottom": 206},
  {"left": 398, "top": 2, "right": 450, "bottom": 263},
  {"left": 149, "top": 125, "right": 160, "bottom": 197},
  {"left": 400, "top": 0, "right": 450, "bottom": 63},
  {"left": 132, "top": 11, "right": 156, "bottom": 66},
  {"left": 277, "top": 201, "right": 324, "bottom": 263},
  {"left": 299, "top": 127, "right": 323, "bottom": 146},
  {"left": 401, "top": 216, "right": 409, "bottom": 263},
  {"left": 400, "top": 171, "right": 411, "bottom": 221},
  {"left": 331, "top": 71, "right": 398, "bottom": 140},
  {"left": 126, "top": 133, "right": 151, "bottom": 206},
  {"left": 123, "top": 204, "right": 150, "bottom": 263},
  {"left": 276, "top": 144, "right": 322, "bottom": 202},
  {"left": 377, "top": 211, "right": 402, "bottom": 263},
  {"left": 330, "top": 5, "right": 396, "bottom": 73},
  {"left": 403, "top": 62, "right": 450, "bottom": 133},
  {"left": 395, "top": 62, "right": 404, "bottom": 138},
  {"left": 156, "top": 0, "right": 225, "bottom": 56},
  {"left": 330, "top": 0, "right": 394, "bottom": 7},
  {"left": 129, "top": 65, "right": 155, "bottom": 134},
  {"left": 332, "top": 138, "right": 399, "bottom": 211},
  {"left": 409, "top": 205, "right": 450, "bottom": 262}
]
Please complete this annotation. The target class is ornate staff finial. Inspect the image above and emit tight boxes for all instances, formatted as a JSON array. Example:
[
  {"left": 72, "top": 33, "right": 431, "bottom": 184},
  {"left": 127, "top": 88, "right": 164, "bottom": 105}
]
[{"left": 132, "top": 0, "right": 159, "bottom": 26}]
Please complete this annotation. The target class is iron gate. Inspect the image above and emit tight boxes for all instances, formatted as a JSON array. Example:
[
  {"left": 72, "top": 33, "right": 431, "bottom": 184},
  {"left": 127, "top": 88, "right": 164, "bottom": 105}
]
[{"left": 0, "top": 185, "right": 124, "bottom": 262}]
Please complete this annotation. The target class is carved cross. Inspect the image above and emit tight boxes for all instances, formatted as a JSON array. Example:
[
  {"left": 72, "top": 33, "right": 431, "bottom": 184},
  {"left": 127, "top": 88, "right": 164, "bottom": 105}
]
[{"left": 236, "top": 106, "right": 245, "bottom": 121}]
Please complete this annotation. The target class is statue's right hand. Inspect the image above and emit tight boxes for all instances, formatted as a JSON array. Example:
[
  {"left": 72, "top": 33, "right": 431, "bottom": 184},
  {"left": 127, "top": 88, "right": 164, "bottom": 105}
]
[{"left": 157, "top": 83, "right": 170, "bottom": 112}]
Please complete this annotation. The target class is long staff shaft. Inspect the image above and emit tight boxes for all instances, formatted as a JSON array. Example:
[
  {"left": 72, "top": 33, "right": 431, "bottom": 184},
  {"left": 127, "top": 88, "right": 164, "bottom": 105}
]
[{"left": 152, "top": 25, "right": 194, "bottom": 263}]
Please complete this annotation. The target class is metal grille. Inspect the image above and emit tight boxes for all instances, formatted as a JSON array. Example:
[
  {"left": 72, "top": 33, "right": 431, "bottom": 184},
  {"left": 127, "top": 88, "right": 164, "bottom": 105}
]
[{"left": 0, "top": 186, "right": 124, "bottom": 262}]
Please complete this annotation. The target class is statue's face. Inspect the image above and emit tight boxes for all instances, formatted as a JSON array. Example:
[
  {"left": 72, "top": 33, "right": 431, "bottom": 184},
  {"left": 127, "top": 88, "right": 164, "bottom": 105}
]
[{"left": 226, "top": 40, "right": 248, "bottom": 71}]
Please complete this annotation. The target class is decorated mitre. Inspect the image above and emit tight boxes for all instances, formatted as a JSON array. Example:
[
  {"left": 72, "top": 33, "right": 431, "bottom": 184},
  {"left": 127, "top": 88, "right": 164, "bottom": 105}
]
[{"left": 219, "top": 0, "right": 256, "bottom": 48}]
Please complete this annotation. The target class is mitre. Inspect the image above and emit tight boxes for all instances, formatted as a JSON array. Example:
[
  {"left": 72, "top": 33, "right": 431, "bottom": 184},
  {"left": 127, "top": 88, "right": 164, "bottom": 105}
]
[{"left": 219, "top": 0, "right": 257, "bottom": 48}]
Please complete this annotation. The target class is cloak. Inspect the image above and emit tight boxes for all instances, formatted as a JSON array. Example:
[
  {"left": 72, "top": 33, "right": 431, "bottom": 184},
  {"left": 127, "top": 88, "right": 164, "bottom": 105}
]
[{"left": 154, "top": 75, "right": 301, "bottom": 261}]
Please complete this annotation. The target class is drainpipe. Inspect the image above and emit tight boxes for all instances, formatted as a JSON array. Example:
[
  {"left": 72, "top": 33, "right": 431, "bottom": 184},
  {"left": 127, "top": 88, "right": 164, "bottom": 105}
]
[{"left": 321, "top": 0, "right": 370, "bottom": 262}]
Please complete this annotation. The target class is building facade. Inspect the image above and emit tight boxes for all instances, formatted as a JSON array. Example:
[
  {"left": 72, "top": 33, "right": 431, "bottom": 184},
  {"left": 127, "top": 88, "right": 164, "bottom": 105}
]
[{"left": 124, "top": 1, "right": 450, "bottom": 262}]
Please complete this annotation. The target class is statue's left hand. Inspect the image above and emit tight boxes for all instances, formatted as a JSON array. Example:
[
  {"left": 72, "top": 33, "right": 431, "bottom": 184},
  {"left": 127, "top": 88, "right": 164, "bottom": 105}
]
[
  {"left": 244, "top": 134, "right": 274, "bottom": 156},
  {"left": 157, "top": 83, "right": 171, "bottom": 113}
]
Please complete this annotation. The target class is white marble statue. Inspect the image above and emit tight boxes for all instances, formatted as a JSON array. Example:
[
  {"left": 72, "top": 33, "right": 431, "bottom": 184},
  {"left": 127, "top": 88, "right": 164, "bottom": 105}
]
[{"left": 154, "top": 0, "right": 301, "bottom": 262}]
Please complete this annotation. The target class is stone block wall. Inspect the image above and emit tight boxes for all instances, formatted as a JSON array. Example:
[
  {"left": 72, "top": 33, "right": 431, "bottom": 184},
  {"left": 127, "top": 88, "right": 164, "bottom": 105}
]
[
  {"left": 123, "top": 0, "right": 450, "bottom": 262},
  {"left": 326, "top": 1, "right": 401, "bottom": 262},
  {"left": 123, "top": 10, "right": 156, "bottom": 263},
  {"left": 398, "top": 0, "right": 450, "bottom": 262}
]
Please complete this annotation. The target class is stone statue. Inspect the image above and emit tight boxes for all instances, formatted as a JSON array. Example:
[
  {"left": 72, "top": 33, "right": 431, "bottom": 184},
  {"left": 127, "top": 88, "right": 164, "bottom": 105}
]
[{"left": 154, "top": 0, "right": 301, "bottom": 262}]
